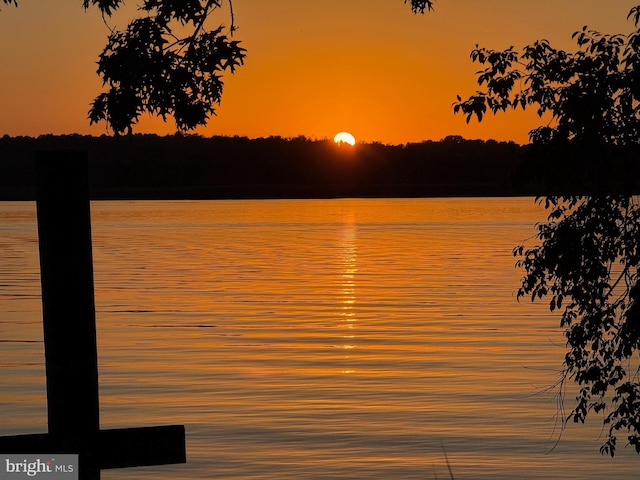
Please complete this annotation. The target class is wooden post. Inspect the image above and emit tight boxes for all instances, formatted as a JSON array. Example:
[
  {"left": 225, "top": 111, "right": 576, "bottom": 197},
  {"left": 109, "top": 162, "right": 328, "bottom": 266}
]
[
  {"left": 0, "top": 151, "right": 186, "bottom": 479},
  {"left": 36, "top": 150, "right": 101, "bottom": 478}
]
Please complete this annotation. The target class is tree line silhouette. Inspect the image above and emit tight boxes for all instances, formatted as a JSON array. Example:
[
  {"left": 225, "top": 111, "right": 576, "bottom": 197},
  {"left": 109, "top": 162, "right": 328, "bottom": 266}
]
[{"left": 0, "top": 134, "right": 529, "bottom": 199}]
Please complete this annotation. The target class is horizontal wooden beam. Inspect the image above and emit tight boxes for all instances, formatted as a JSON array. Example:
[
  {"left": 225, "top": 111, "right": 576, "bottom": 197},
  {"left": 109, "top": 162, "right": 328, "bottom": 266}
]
[
  {"left": 0, "top": 432, "right": 53, "bottom": 453},
  {"left": 0, "top": 424, "right": 186, "bottom": 469},
  {"left": 99, "top": 425, "right": 186, "bottom": 469}
]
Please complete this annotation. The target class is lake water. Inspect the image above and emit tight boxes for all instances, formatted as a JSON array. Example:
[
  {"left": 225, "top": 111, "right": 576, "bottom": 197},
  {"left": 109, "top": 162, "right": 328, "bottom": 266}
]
[{"left": 0, "top": 197, "right": 638, "bottom": 479}]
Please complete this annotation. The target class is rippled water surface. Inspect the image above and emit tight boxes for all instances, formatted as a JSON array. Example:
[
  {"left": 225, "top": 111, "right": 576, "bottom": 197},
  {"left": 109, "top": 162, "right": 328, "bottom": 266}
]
[{"left": 0, "top": 198, "right": 638, "bottom": 478}]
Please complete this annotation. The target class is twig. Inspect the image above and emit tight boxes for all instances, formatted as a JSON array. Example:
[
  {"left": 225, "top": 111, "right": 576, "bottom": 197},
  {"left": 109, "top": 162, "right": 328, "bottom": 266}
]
[
  {"left": 441, "top": 443, "right": 455, "bottom": 480},
  {"left": 228, "top": 0, "right": 237, "bottom": 34}
]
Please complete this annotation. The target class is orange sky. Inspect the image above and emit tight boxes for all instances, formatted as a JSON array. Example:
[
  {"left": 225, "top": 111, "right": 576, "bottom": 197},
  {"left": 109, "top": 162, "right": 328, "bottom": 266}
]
[{"left": 0, "top": 1, "right": 637, "bottom": 144}]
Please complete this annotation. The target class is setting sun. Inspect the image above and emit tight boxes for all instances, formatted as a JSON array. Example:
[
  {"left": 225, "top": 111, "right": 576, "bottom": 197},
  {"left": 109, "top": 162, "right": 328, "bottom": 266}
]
[{"left": 333, "top": 132, "right": 356, "bottom": 146}]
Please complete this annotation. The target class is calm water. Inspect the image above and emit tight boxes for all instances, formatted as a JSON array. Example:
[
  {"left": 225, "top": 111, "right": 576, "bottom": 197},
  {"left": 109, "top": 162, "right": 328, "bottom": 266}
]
[{"left": 0, "top": 198, "right": 638, "bottom": 479}]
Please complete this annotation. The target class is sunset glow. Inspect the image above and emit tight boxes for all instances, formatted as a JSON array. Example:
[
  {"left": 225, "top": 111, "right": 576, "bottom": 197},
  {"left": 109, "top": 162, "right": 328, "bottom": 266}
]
[
  {"left": 0, "top": 2, "right": 637, "bottom": 143},
  {"left": 333, "top": 132, "right": 356, "bottom": 146}
]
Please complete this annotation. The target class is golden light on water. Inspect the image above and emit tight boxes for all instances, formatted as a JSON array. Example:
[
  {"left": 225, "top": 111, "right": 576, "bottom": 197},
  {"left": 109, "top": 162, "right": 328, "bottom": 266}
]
[
  {"left": 338, "top": 212, "right": 358, "bottom": 370},
  {"left": 3, "top": 198, "right": 638, "bottom": 478}
]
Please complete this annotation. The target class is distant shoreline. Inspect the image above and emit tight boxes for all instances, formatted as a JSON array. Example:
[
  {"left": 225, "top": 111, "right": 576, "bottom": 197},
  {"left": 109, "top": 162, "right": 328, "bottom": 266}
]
[
  {"left": 0, "top": 183, "right": 531, "bottom": 201},
  {"left": 0, "top": 134, "right": 535, "bottom": 200}
]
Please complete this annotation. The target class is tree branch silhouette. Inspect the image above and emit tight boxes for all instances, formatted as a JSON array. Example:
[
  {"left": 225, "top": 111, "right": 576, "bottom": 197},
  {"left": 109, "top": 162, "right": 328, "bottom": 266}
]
[
  {"left": 2, "top": 0, "right": 434, "bottom": 133},
  {"left": 455, "top": 5, "right": 640, "bottom": 456}
]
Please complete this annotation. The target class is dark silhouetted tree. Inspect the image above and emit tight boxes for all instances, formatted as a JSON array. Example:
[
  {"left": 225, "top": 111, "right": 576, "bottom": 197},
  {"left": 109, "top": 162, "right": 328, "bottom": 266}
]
[
  {"left": 455, "top": 5, "right": 640, "bottom": 456},
  {"left": 2, "top": 0, "right": 433, "bottom": 134}
]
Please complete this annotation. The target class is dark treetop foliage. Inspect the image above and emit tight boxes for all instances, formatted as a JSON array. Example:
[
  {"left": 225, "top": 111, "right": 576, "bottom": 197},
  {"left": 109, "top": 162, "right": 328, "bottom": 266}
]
[
  {"left": 2, "top": 0, "right": 433, "bottom": 134},
  {"left": 455, "top": 6, "right": 640, "bottom": 456},
  {"left": 89, "top": 0, "right": 247, "bottom": 135}
]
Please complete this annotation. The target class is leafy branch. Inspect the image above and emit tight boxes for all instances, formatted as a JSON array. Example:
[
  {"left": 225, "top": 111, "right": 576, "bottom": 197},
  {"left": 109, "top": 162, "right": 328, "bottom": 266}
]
[
  {"left": 405, "top": 0, "right": 434, "bottom": 14},
  {"left": 2, "top": 0, "right": 436, "bottom": 133},
  {"left": 87, "top": 0, "right": 246, "bottom": 134},
  {"left": 460, "top": 6, "right": 640, "bottom": 456}
]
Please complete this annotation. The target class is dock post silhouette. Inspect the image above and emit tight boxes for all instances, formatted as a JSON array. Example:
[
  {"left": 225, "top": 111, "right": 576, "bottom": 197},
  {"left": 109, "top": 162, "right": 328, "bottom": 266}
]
[{"left": 0, "top": 151, "right": 186, "bottom": 479}]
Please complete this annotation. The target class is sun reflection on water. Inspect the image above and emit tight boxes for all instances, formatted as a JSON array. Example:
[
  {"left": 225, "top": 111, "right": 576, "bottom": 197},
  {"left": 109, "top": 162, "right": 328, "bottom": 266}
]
[
  {"left": 3, "top": 199, "right": 639, "bottom": 479},
  {"left": 338, "top": 211, "right": 358, "bottom": 372}
]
